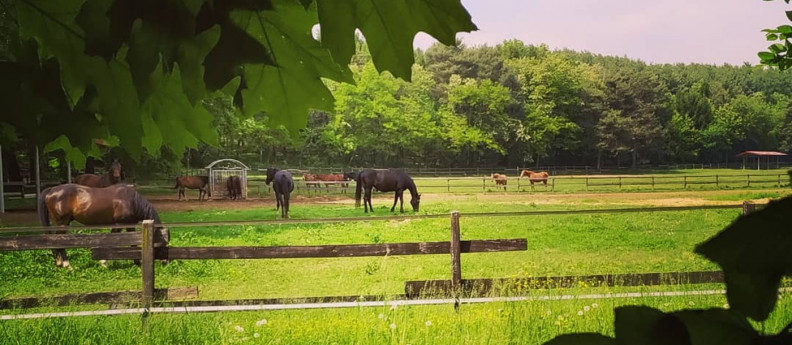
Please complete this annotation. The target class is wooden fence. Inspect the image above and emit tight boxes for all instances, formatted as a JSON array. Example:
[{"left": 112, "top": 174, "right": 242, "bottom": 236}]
[{"left": 0, "top": 203, "right": 760, "bottom": 320}]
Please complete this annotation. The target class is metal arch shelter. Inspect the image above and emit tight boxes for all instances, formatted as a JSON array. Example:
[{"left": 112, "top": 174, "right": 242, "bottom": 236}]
[{"left": 205, "top": 159, "right": 250, "bottom": 200}]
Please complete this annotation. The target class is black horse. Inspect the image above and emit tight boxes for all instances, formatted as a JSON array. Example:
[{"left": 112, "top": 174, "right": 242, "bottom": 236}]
[
  {"left": 265, "top": 168, "right": 294, "bottom": 218},
  {"left": 354, "top": 169, "right": 420, "bottom": 213}
]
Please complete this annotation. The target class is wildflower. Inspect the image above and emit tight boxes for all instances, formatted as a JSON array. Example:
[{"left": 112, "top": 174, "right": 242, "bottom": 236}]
[
  {"left": 378, "top": 314, "right": 385, "bottom": 319},
  {"left": 577, "top": 311, "right": 584, "bottom": 316},
  {"left": 390, "top": 304, "right": 398, "bottom": 311},
  {"left": 389, "top": 323, "right": 397, "bottom": 330},
  {"left": 234, "top": 326, "right": 244, "bottom": 332},
  {"left": 688, "top": 301, "right": 695, "bottom": 306},
  {"left": 546, "top": 310, "right": 552, "bottom": 316},
  {"left": 583, "top": 306, "right": 590, "bottom": 312},
  {"left": 591, "top": 303, "right": 599, "bottom": 308},
  {"left": 254, "top": 333, "right": 260, "bottom": 338},
  {"left": 425, "top": 321, "right": 432, "bottom": 326},
  {"left": 556, "top": 315, "right": 564, "bottom": 321},
  {"left": 723, "top": 304, "right": 729, "bottom": 309},
  {"left": 554, "top": 320, "right": 561, "bottom": 326},
  {"left": 256, "top": 319, "right": 268, "bottom": 326}
]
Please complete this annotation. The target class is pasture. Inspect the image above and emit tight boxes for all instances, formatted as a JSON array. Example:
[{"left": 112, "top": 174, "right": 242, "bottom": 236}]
[{"left": 2, "top": 186, "right": 791, "bottom": 344}]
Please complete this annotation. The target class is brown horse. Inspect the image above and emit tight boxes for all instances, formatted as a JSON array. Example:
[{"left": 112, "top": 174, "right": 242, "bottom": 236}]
[
  {"left": 174, "top": 176, "right": 210, "bottom": 201},
  {"left": 74, "top": 160, "right": 123, "bottom": 187},
  {"left": 303, "top": 173, "right": 320, "bottom": 189},
  {"left": 226, "top": 176, "right": 242, "bottom": 200},
  {"left": 491, "top": 173, "right": 508, "bottom": 191},
  {"left": 520, "top": 170, "right": 550, "bottom": 189},
  {"left": 38, "top": 184, "right": 164, "bottom": 268},
  {"left": 316, "top": 173, "right": 349, "bottom": 192}
]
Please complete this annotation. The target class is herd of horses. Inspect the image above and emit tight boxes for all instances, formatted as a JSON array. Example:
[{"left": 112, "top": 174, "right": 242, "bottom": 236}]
[{"left": 35, "top": 160, "right": 547, "bottom": 269}]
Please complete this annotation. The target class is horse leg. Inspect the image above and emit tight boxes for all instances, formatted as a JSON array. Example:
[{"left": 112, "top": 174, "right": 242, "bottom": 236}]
[
  {"left": 399, "top": 190, "right": 405, "bottom": 213},
  {"left": 99, "top": 227, "right": 124, "bottom": 267},
  {"left": 283, "top": 192, "right": 290, "bottom": 219},
  {"left": 52, "top": 225, "right": 72, "bottom": 270},
  {"left": 390, "top": 191, "right": 399, "bottom": 212},
  {"left": 364, "top": 187, "right": 373, "bottom": 213}
]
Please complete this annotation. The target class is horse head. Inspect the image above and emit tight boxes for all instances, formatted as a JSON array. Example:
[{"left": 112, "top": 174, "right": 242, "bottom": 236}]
[
  {"left": 110, "top": 160, "right": 123, "bottom": 182},
  {"left": 265, "top": 167, "right": 279, "bottom": 185},
  {"left": 410, "top": 193, "right": 421, "bottom": 212},
  {"left": 343, "top": 171, "right": 358, "bottom": 181}
]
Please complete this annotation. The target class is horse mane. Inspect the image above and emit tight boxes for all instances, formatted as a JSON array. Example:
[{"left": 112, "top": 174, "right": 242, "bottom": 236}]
[{"left": 133, "top": 192, "right": 161, "bottom": 226}]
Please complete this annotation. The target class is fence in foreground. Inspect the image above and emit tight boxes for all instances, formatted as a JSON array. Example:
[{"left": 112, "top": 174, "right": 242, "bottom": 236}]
[{"left": 0, "top": 203, "right": 760, "bottom": 321}]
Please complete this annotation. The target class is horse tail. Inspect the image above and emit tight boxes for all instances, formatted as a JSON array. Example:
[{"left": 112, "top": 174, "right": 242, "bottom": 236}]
[
  {"left": 38, "top": 187, "right": 51, "bottom": 227},
  {"left": 354, "top": 175, "right": 362, "bottom": 208}
]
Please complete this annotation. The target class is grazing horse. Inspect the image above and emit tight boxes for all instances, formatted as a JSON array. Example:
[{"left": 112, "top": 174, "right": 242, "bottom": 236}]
[
  {"left": 491, "top": 173, "right": 508, "bottom": 191},
  {"left": 354, "top": 169, "right": 421, "bottom": 213},
  {"left": 266, "top": 168, "right": 294, "bottom": 218},
  {"left": 38, "top": 184, "right": 164, "bottom": 268},
  {"left": 74, "top": 160, "right": 124, "bottom": 187},
  {"left": 520, "top": 170, "right": 550, "bottom": 189},
  {"left": 174, "top": 176, "right": 210, "bottom": 201},
  {"left": 226, "top": 176, "right": 242, "bottom": 200}
]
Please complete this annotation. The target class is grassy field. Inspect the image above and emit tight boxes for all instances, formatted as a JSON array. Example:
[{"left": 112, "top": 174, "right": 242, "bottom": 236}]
[
  {"left": 1, "top": 188, "right": 790, "bottom": 344},
  {"left": 128, "top": 168, "right": 792, "bottom": 198}
]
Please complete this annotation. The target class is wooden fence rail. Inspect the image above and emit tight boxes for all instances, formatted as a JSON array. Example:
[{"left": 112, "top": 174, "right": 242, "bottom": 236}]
[{"left": 0, "top": 203, "right": 762, "bottom": 320}]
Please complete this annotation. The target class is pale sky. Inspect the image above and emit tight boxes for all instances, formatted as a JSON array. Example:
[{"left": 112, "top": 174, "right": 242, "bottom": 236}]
[{"left": 414, "top": 0, "right": 791, "bottom": 66}]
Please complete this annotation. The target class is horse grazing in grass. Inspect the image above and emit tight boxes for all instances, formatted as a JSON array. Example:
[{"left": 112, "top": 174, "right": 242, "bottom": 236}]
[
  {"left": 174, "top": 176, "right": 210, "bottom": 201},
  {"left": 226, "top": 176, "right": 242, "bottom": 200},
  {"left": 266, "top": 168, "right": 294, "bottom": 218},
  {"left": 74, "top": 160, "right": 124, "bottom": 187},
  {"left": 491, "top": 173, "right": 508, "bottom": 191},
  {"left": 354, "top": 169, "right": 420, "bottom": 213},
  {"left": 38, "top": 184, "right": 165, "bottom": 269},
  {"left": 520, "top": 170, "right": 549, "bottom": 189}
]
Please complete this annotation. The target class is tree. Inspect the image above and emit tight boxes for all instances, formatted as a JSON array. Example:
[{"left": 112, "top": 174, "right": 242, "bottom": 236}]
[
  {"left": 0, "top": 0, "right": 476, "bottom": 167},
  {"left": 597, "top": 69, "right": 672, "bottom": 167},
  {"left": 759, "top": 0, "right": 792, "bottom": 69}
]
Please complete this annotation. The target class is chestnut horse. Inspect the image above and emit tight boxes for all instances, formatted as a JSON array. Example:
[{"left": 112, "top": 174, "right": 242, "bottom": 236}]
[
  {"left": 38, "top": 184, "right": 164, "bottom": 268},
  {"left": 74, "top": 160, "right": 123, "bottom": 187},
  {"left": 316, "top": 173, "right": 350, "bottom": 192},
  {"left": 491, "top": 173, "right": 507, "bottom": 191},
  {"left": 520, "top": 170, "right": 550, "bottom": 189},
  {"left": 303, "top": 173, "right": 320, "bottom": 189},
  {"left": 174, "top": 176, "right": 210, "bottom": 201},
  {"left": 226, "top": 176, "right": 242, "bottom": 200}
]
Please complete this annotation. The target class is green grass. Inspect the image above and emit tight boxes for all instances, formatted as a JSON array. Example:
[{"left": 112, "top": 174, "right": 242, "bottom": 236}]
[
  {"left": 1, "top": 293, "right": 791, "bottom": 345},
  {"left": 1, "top": 190, "right": 788, "bottom": 344}
]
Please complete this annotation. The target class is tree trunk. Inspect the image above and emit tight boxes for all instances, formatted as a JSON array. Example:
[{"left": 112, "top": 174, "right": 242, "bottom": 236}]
[{"left": 596, "top": 150, "right": 601, "bottom": 171}]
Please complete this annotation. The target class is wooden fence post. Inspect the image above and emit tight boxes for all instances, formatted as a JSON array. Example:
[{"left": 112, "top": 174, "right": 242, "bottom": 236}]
[
  {"left": 618, "top": 176, "right": 622, "bottom": 189},
  {"left": 742, "top": 201, "right": 756, "bottom": 215},
  {"left": 482, "top": 178, "right": 485, "bottom": 192},
  {"left": 141, "top": 220, "right": 155, "bottom": 324},
  {"left": 715, "top": 175, "right": 719, "bottom": 188},
  {"left": 651, "top": 176, "right": 655, "bottom": 190},
  {"left": 551, "top": 177, "right": 555, "bottom": 192},
  {"left": 747, "top": 174, "right": 751, "bottom": 187},
  {"left": 447, "top": 179, "right": 450, "bottom": 193},
  {"left": 585, "top": 177, "right": 589, "bottom": 192},
  {"left": 778, "top": 174, "right": 782, "bottom": 188},
  {"left": 450, "top": 211, "right": 462, "bottom": 310}
]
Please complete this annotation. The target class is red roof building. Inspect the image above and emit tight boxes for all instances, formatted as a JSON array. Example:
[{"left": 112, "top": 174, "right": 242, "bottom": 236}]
[{"left": 736, "top": 151, "right": 788, "bottom": 170}]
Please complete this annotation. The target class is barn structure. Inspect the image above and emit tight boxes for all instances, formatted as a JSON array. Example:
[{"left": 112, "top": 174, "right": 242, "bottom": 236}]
[
  {"left": 736, "top": 150, "right": 788, "bottom": 170},
  {"left": 205, "top": 159, "right": 249, "bottom": 200}
]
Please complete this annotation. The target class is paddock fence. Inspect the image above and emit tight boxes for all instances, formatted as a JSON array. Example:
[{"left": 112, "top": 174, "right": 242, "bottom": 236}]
[{"left": 0, "top": 202, "right": 764, "bottom": 321}]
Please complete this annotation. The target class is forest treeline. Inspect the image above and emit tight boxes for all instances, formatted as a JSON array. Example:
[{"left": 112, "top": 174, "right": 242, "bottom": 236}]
[
  {"left": 192, "top": 39, "right": 792, "bottom": 172},
  {"left": 7, "top": 39, "right": 792, "bottom": 178}
]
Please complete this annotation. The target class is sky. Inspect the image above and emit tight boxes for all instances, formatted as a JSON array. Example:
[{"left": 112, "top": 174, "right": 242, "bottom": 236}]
[{"left": 413, "top": 0, "right": 792, "bottom": 66}]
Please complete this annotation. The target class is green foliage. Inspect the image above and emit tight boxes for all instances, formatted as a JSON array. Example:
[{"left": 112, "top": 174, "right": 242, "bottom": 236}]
[
  {"left": 760, "top": 0, "right": 792, "bottom": 70},
  {"left": 0, "top": 0, "right": 476, "bottom": 167}
]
